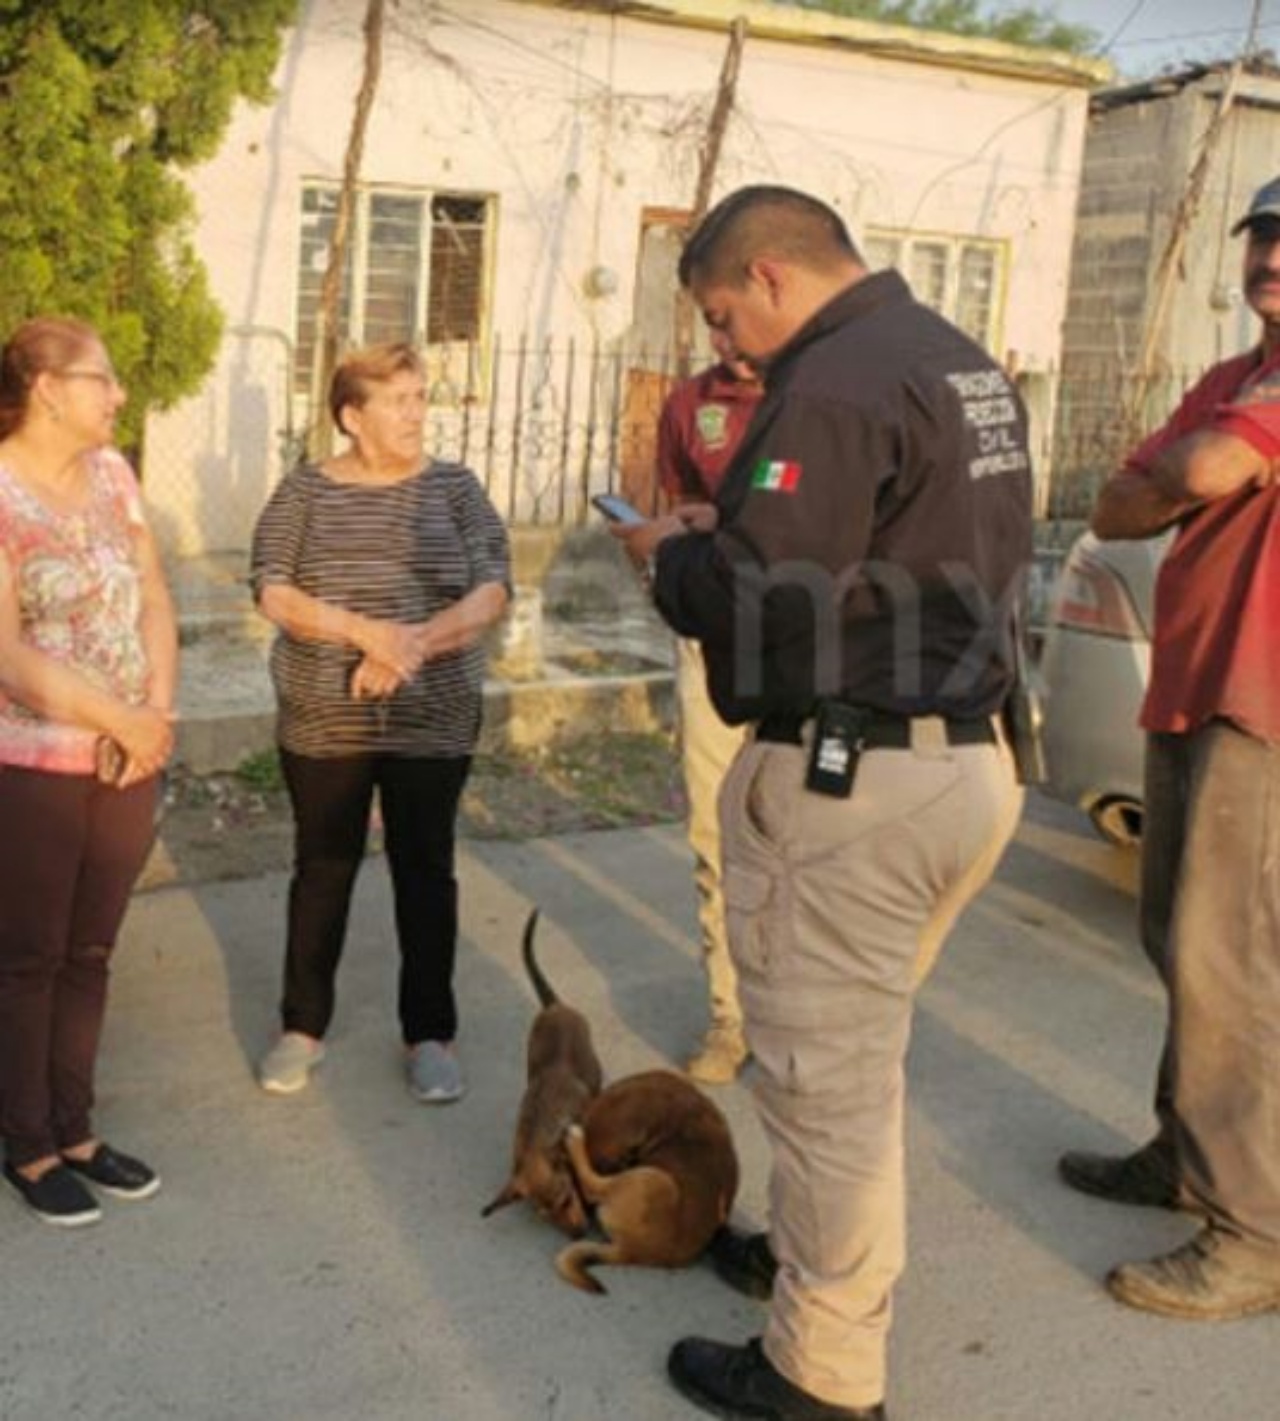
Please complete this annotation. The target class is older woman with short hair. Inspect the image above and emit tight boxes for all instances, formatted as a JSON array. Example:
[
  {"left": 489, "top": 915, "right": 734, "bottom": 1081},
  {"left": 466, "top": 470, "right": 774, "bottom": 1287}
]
[
  {"left": 251, "top": 342, "right": 509, "bottom": 1103},
  {"left": 0, "top": 316, "right": 177, "bottom": 1227}
]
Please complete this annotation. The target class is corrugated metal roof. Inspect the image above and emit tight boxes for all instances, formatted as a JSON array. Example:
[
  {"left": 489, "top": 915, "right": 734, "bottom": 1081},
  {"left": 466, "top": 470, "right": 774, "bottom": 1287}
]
[{"left": 1092, "top": 56, "right": 1280, "bottom": 113}]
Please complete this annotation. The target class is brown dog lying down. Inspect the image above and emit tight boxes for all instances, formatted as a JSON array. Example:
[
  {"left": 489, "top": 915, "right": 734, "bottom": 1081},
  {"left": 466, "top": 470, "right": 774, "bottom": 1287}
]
[
  {"left": 556, "top": 1069, "right": 739, "bottom": 1294},
  {"left": 482, "top": 909, "right": 604, "bottom": 1236}
]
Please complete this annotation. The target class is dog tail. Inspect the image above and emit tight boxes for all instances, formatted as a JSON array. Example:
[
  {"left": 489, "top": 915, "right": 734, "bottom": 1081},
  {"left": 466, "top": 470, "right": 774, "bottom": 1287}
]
[
  {"left": 554, "top": 1241, "right": 611, "bottom": 1295},
  {"left": 481, "top": 1179, "right": 523, "bottom": 1218},
  {"left": 522, "top": 907, "right": 559, "bottom": 1008}
]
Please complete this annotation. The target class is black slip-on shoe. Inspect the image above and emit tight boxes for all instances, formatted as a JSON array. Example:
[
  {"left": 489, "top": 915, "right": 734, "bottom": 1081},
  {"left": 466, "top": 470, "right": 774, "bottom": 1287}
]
[
  {"left": 667, "top": 1336, "right": 886, "bottom": 1420},
  {"left": 1058, "top": 1140, "right": 1182, "bottom": 1210},
  {"left": 4, "top": 1162, "right": 102, "bottom": 1227},
  {"left": 709, "top": 1225, "right": 778, "bottom": 1301},
  {"left": 1107, "top": 1228, "right": 1280, "bottom": 1320},
  {"left": 64, "top": 1143, "right": 160, "bottom": 1200}
]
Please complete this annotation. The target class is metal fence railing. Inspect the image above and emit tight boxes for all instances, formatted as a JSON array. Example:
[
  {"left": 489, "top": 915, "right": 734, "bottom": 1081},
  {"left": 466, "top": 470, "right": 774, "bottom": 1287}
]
[
  {"left": 1043, "top": 360, "right": 1203, "bottom": 519},
  {"left": 144, "top": 329, "right": 1212, "bottom": 557},
  {"left": 412, "top": 333, "right": 685, "bottom": 524}
]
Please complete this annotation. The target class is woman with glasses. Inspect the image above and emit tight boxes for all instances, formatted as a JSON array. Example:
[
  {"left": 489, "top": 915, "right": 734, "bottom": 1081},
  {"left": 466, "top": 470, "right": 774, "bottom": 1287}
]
[
  {"left": 250, "top": 342, "right": 509, "bottom": 1105},
  {"left": 0, "top": 316, "right": 177, "bottom": 1227}
]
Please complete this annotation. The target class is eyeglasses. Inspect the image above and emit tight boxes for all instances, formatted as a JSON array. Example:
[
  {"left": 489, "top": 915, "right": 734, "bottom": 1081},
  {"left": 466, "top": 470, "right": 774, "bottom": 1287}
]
[{"left": 60, "top": 367, "right": 123, "bottom": 390}]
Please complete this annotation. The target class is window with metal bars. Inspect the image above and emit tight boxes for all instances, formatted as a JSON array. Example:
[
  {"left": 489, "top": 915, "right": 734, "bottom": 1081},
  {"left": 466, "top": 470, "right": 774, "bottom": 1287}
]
[
  {"left": 294, "top": 184, "right": 493, "bottom": 395},
  {"left": 862, "top": 228, "right": 1006, "bottom": 353}
]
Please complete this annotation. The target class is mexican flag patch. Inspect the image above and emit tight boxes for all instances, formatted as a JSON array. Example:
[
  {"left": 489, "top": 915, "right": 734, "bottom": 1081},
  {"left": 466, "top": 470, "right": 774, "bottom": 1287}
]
[{"left": 750, "top": 458, "right": 802, "bottom": 492}]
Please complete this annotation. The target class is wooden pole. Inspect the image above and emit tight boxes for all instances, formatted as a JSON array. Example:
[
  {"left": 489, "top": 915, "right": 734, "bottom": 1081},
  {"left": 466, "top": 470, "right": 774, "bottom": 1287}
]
[
  {"left": 308, "top": 0, "right": 386, "bottom": 459},
  {"left": 674, "top": 16, "right": 747, "bottom": 374},
  {"left": 1121, "top": 0, "right": 1263, "bottom": 445}
]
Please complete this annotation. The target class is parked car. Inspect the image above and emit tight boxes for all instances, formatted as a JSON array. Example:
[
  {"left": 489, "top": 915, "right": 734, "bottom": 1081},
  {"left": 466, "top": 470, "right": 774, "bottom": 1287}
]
[{"left": 1038, "top": 530, "right": 1171, "bottom": 846}]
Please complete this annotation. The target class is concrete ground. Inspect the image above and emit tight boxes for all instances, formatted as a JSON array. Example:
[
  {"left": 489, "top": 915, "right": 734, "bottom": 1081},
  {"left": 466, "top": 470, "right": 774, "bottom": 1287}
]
[{"left": 4, "top": 796, "right": 1278, "bottom": 1421}]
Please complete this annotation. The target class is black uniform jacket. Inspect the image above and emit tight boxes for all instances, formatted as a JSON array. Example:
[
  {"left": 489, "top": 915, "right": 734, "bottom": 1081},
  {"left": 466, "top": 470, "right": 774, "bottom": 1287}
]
[{"left": 653, "top": 270, "right": 1034, "bottom": 726}]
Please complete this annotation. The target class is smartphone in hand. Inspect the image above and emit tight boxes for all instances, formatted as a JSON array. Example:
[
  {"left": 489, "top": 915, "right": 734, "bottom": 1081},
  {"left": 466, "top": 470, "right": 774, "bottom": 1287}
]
[{"left": 591, "top": 493, "right": 646, "bottom": 525}]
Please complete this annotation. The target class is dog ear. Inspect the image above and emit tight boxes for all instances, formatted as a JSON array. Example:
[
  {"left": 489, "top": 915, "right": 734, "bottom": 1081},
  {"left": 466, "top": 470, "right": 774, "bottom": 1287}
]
[{"left": 481, "top": 1179, "right": 526, "bottom": 1217}]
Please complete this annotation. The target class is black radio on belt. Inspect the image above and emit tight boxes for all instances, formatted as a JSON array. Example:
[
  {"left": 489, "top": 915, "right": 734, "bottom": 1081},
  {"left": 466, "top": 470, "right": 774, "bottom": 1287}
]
[{"left": 805, "top": 701, "right": 872, "bottom": 798}]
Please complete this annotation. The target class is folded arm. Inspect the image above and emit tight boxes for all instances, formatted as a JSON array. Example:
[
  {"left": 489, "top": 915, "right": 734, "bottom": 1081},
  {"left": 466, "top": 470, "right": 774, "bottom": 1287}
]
[
  {"left": 1090, "top": 471, "right": 1198, "bottom": 541},
  {"left": 256, "top": 581, "right": 424, "bottom": 680},
  {"left": 349, "top": 582, "right": 508, "bottom": 701},
  {"left": 415, "top": 581, "right": 510, "bottom": 662},
  {"left": 1094, "top": 412, "right": 1278, "bottom": 542},
  {"left": 1149, "top": 427, "right": 1277, "bottom": 502}
]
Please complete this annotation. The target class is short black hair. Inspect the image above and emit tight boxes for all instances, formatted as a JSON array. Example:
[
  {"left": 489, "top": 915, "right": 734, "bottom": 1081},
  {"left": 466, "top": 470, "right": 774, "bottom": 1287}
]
[{"left": 678, "top": 186, "right": 859, "bottom": 289}]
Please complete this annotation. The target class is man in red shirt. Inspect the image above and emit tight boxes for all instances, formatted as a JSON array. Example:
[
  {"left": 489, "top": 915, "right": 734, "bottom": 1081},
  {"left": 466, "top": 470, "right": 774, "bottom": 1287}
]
[
  {"left": 657, "top": 330, "right": 763, "bottom": 1082},
  {"left": 1059, "top": 175, "right": 1280, "bottom": 1319}
]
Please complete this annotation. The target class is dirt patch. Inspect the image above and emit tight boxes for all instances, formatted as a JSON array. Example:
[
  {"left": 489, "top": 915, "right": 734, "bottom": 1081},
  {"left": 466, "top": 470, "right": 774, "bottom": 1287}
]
[{"left": 140, "top": 731, "right": 687, "bottom": 890}]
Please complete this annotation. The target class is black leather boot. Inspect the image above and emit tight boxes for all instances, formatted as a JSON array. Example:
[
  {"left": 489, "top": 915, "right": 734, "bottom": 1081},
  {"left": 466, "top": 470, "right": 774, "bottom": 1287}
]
[
  {"left": 708, "top": 1225, "right": 778, "bottom": 1300},
  {"left": 1058, "top": 1138, "right": 1182, "bottom": 1209},
  {"left": 668, "top": 1336, "right": 886, "bottom": 1420}
]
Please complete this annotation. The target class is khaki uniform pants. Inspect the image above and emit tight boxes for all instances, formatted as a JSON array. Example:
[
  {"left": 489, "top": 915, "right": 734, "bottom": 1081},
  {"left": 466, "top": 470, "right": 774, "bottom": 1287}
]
[
  {"left": 719, "top": 723, "right": 1022, "bottom": 1408},
  {"left": 677, "top": 638, "right": 747, "bottom": 1029}
]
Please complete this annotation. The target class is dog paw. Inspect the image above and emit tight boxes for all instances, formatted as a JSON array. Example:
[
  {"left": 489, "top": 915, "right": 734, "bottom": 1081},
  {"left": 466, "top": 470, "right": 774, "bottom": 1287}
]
[{"left": 565, "top": 1123, "right": 584, "bottom": 1141}]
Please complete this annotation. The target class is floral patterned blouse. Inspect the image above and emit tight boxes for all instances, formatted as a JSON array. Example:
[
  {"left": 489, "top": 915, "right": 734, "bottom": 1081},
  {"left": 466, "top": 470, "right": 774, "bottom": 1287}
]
[{"left": 0, "top": 448, "right": 150, "bottom": 773}]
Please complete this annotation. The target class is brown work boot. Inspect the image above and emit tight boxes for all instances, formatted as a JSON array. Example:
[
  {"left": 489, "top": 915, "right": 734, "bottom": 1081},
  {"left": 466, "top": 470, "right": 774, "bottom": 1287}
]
[
  {"left": 685, "top": 1021, "right": 748, "bottom": 1084},
  {"left": 1107, "top": 1227, "right": 1280, "bottom": 1320}
]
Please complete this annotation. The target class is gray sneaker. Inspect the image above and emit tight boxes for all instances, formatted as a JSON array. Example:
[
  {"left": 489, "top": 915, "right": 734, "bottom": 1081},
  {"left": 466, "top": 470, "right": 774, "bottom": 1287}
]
[
  {"left": 407, "top": 1041, "right": 465, "bottom": 1103},
  {"left": 258, "top": 1033, "right": 325, "bottom": 1094}
]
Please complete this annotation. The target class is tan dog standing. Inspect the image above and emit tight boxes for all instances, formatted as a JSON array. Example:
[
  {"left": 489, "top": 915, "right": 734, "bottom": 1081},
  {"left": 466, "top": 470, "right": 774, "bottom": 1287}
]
[
  {"left": 556, "top": 1069, "right": 739, "bottom": 1294},
  {"left": 483, "top": 909, "right": 604, "bottom": 1236}
]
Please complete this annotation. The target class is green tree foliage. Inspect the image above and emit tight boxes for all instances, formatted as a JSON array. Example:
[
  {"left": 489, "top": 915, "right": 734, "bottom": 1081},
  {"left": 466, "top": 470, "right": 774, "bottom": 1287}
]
[
  {"left": 784, "top": 0, "right": 1097, "bottom": 54},
  {"left": 0, "top": 0, "right": 297, "bottom": 446}
]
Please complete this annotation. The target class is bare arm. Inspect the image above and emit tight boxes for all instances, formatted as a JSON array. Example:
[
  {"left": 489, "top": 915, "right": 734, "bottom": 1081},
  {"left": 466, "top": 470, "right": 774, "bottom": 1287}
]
[
  {"left": 1090, "top": 472, "right": 1197, "bottom": 541},
  {"left": 257, "top": 582, "right": 422, "bottom": 679},
  {"left": 0, "top": 547, "right": 173, "bottom": 773},
  {"left": 349, "top": 582, "right": 509, "bottom": 699},
  {"left": 134, "top": 519, "right": 179, "bottom": 713},
  {"left": 416, "top": 581, "right": 510, "bottom": 661},
  {"left": 1092, "top": 427, "right": 1277, "bottom": 541},
  {"left": 271, "top": 580, "right": 510, "bottom": 700},
  {"left": 1148, "top": 428, "right": 1276, "bottom": 502}
]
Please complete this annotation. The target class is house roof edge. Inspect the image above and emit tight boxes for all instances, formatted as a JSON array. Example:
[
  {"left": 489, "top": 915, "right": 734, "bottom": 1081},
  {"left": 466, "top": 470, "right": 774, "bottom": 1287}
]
[
  {"left": 516, "top": 0, "right": 1112, "bottom": 88},
  {"left": 1092, "top": 57, "right": 1280, "bottom": 112}
]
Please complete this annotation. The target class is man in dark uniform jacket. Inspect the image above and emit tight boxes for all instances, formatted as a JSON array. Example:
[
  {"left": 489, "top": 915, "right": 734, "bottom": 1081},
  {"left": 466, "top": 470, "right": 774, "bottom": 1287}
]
[{"left": 613, "top": 186, "right": 1032, "bottom": 1421}]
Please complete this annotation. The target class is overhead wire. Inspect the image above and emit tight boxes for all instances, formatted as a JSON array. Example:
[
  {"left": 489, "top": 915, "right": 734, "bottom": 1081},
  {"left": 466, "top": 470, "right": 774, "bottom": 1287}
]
[
  {"left": 418, "top": 0, "right": 1270, "bottom": 253},
  {"left": 1108, "top": 20, "right": 1280, "bottom": 53},
  {"left": 902, "top": 0, "right": 1262, "bottom": 228},
  {"left": 428, "top": 4, "right": 1096, "bottom": 182}
]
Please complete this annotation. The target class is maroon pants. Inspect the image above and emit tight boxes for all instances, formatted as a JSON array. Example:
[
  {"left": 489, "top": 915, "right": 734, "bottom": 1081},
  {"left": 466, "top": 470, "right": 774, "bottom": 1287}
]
[{"left": 0, "top": 766, "right": 158, "bottom": 1167}]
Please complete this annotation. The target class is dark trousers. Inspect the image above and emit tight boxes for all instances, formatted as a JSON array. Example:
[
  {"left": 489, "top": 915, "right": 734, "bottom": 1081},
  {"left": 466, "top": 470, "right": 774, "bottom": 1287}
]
[
  {"left": 1140, "top": 722, "right": 1280, "bottom": 1256},
  {"left": 279, "top": 749, "right": 471, "bottom": 1045},
  {"left": 0, "top": 767, "right": 158, "bottom": 1167}
]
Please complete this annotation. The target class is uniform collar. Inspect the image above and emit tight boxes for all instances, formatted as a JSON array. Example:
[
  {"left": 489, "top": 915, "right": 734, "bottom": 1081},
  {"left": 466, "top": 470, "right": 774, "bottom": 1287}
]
[
  {"left": 701, "top": 363, "right": 763, "bottom": 399},
  {"left": 764, "top": 269, "right": 912, "bottom": 386}
]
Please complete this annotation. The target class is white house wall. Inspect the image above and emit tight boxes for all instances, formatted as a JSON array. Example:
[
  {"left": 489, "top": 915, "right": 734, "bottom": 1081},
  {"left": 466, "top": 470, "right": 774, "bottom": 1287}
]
[{"left": 145, "top": 0, "right": 1094, "bottom": 554}]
